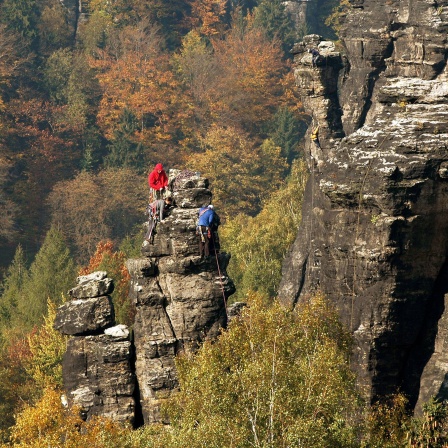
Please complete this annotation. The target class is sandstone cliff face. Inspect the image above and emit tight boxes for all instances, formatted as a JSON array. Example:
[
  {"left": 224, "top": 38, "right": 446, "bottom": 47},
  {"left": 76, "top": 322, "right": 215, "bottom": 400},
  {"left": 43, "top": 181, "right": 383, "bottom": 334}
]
[
  {"left": 56, "top": 172, "right": 235, "bottom": 424},
  {"left": 128, "top": 172, "right": 234, "bottom": 423},
  {"left": 54, "top": 272, "right": 136, "bottom": 423},
  {"left": 279, "top": 0, "right": 448, "bottom": 411}
]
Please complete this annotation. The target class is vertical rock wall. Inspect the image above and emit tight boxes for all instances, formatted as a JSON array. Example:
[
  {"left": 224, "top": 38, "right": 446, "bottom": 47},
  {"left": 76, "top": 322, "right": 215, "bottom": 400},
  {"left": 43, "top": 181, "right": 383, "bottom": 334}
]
[
  {"left": 54, "top": 272, "right": 136, "bottom": 423},
  {"left": 128, "top": 171, "right": 235, "bottom": 424},
  {"left": 279, "top": 0, "right": 448, "bottom": 411}
]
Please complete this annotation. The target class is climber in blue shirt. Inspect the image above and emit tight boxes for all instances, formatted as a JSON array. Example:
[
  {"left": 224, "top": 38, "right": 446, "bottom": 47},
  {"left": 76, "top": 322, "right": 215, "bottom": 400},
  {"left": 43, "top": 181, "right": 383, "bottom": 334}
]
[{"left": 197, "top": 205, "right": 216, "bottom": 258}]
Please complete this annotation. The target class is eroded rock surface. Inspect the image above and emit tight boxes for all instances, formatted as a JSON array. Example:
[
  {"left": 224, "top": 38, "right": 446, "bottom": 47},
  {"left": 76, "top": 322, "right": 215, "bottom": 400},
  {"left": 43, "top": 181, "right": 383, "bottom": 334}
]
[
  {"left": 62, "top": 333, "right": 135, "bottom": 423},
  {"left": 56, "top": 172, "right": 235, "bottom": 425},
  {"left": 129, "top": 170, "right": 235, "bottom": 423},
  {"left": 55, "top": 273, "right": 136, "bottom": 423},
  {"left": 279, "top": 0, "right": 448, "bottom": 411}
]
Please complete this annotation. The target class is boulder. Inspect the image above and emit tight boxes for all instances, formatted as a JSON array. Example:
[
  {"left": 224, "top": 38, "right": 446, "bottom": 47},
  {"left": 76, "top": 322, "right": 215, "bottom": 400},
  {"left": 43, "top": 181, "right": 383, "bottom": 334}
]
[
  {"left": 54, "top": 296, "right": 115, "bottom": 335},
  {"left": 69, "top": 273, "right": 114, "bottom": 299}
]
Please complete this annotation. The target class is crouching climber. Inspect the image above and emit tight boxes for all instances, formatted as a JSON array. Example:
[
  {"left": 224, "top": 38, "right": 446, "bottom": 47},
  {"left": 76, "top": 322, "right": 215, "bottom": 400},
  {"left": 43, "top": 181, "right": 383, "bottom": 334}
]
[
  {"left": 145, "top": 196, "right": 173, "bottom": 243},
  {"left": 310, "top": 125, "right": 321, "bottom": 149},
  {"left": 308, "top": 48, "right": 321, "bottom": 68},
  {"left": 148, "top": 163, "right": 168, "bottom": 200},
  {"left": 197, "top": 204, "right": 216, "bottom": 258}
]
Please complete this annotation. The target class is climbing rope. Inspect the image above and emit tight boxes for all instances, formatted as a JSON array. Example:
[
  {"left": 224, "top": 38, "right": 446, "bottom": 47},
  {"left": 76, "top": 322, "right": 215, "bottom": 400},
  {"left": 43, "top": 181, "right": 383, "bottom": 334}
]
[{"left": 209, "top": 232, "right": 228, "bottom": 319}]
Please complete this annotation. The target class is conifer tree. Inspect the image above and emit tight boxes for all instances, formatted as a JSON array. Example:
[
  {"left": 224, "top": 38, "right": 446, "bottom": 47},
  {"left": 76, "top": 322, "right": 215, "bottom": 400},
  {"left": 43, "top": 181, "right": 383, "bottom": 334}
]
[
  {"left": 1, "top": 0, "right": 38, "bottom": 45},
  {"left": 0, "top": 245, "right": 28, "bottom": 329},
  {"left": 19, "top": 226, "right": 75, "bottom": 330},
  {"left": 253, "top": 0, "right": 296, "bottom": 54},
  {"left": 105, "top": 108, "right": 145, "bottom": 173},
  {"left": 269, "top": 106, "right": 305, "bottom": 165}
]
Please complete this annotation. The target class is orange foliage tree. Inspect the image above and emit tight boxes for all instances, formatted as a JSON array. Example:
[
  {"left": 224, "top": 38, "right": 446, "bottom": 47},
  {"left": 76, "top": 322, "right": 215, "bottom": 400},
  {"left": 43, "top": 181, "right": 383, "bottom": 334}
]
[
  {"left": 79, "top": 240, "right": 133, "bottom": 326},
  {"left": 188, "top": 0, "right": 228, "bottom": 37},
  {"left": 90, "top": 22, "right": 192, "bottom": 166},
  {"left": 209, "top": 21, "right": 288, "bottom": 133}
]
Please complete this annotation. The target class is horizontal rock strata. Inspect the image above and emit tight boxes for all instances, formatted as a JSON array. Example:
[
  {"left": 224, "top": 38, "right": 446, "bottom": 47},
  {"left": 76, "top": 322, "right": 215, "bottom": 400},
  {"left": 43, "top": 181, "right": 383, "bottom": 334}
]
[
  {"left": 130, "top": 170, "right": 235, "bottom": 423},
  {"left": 279, "top": 0, "right": 448, "bottom": 412},
  {"left": 55, "top": 272, "right": 136, "bottom": 423},
  {"left": 55, "top": 171, "right": 235, "bottom": 425}
]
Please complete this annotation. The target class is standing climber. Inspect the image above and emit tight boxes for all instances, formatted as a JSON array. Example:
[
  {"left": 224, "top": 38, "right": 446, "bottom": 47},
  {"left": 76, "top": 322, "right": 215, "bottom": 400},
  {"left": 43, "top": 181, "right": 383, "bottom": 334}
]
[
  {"left": 308, "top": 48, "right": 320, "bottom": 68},
  {"left": 145, "top": 196, "right": 173, "bottom": 243},
  {"left": 197, "top": 204, "right": 215, "bottom": 258},
  {"left": 310, "top": 125, "right": 321, "bottom": 149},
  {"left": 148, "top": 163, "right": 168, "bottom": 200}
]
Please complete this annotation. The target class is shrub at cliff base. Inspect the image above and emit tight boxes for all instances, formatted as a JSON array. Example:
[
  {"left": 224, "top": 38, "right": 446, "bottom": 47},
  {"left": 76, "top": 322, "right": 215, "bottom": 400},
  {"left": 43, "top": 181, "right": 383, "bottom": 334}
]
[{"left": 163, "top": 292, "right": 362, "bottom": 448}]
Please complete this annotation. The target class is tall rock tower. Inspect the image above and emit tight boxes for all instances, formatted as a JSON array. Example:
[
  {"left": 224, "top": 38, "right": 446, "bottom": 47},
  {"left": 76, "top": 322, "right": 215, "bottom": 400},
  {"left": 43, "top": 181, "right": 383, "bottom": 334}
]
[
  {"left": 279, "top": 0, "right": 448, "bottom": 411},
  {"left": 127, "top": 170, "right": 235, "bottom": 423},
  {"left": 55, "top": 170, "right": 235, "bottom": 424}
]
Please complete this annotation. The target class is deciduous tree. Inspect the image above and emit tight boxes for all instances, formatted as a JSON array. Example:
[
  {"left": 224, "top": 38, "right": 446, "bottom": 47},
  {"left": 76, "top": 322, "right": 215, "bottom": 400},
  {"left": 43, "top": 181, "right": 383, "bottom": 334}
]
[
  {"left": 221, "top": 159, "right": 308, "bottom": 300},
  {"left": 165, "top": 293, "right": 361, "bottom": 447},
  {"left": 209, "top": 20, "right": 288, "bottom": 133},
  {"left": 188, "top": 0, "right": 228, "bottom": 37},
  {"left": 188, "top": 126, "right": 287, "bottom": 216},
  {"left": 48, "top": 168, "right": 147, "bottom": 262},
  {"left": 91, "top": 21, "right": 190, "bottom": 164}
]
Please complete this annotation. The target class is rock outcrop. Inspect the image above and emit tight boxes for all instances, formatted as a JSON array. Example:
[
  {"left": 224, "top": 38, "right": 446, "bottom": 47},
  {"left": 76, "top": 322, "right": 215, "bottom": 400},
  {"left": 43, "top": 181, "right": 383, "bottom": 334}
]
[
  {"left": 56, "top": 171, "right": 235, "bottom": 424},
  {"left": 279, "top": 0, "right": 448, "bottom": 411},
  {"left": 55, "top": 272, "right": 136, "bottom": 423},
  {"left": 129, "top": 170, "right": 235, "bottom": 424}
]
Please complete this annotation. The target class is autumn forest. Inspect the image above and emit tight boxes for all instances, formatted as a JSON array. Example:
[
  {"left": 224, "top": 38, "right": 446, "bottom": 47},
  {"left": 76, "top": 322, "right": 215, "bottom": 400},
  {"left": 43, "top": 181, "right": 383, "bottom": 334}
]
[{"left": 1, "top": 0, "right": 445, "bottom": 446}]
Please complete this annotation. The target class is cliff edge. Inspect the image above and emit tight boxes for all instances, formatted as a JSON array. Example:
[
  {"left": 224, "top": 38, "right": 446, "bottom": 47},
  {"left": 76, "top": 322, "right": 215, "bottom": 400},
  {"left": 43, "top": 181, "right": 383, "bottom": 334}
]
[{"left": 279, "top": 0, "right": 448, "bottom": 411}]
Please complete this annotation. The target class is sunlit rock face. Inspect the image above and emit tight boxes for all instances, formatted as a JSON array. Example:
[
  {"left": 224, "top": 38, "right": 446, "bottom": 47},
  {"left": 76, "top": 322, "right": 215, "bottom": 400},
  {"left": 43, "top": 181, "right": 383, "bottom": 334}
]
[
  {"left": 279, "top": 0, "right": 448, "bottom": 411},
  {"left": 130, "top": 170, "right": 235, "bottom": 424},
  {"left": 55, "top": 272, "right": 136, "bottom": 424},
  {"left": 55, "top": 171, "right": 235, "bottom": 424}
]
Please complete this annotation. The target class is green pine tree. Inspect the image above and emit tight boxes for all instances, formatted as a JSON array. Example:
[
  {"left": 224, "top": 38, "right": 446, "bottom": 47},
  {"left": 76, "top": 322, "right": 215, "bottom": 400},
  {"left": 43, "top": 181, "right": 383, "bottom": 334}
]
[
  {"left": 0, "top": 245, "right": 28, "bottom": 330},
  {"left": 1, "top": 0, "right": 38, "bottom": 44},
  {"left": 253, "top": 0, "right": 296, "bottom": 54},
  {"left": 105, "top": 109, "right": 145, "bottom": 173},
  {"left": 269, "top": 106, "right": 306, "bottom": 165},
  {"left": 19, "top": 226, "right": 75, "bottom": 330},
  {"left": 80, "top": 127, "right": 103, "bottom": 172}
]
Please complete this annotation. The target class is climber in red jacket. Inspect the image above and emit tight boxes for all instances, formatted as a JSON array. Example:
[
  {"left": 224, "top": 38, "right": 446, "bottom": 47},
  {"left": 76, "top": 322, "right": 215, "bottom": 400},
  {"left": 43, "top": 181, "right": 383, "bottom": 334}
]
[{"left": 148, "top": 163, "right": 168, "bottom": 200}]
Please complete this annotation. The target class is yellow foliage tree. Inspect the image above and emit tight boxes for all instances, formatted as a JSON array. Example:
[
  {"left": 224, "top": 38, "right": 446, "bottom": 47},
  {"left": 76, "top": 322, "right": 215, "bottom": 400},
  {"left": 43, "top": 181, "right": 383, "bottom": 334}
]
[
  {"left": 188, "top": 126, "right": 287, "bottom": 217},
  {"left": 6, "top": 386, "right": 135, "bottom": 448},
  {"left": 221, "top": 159, "right": 308, "bottom": 300},
  {"left": 25, "top": 300, "right": 67, "bottom": 390},
  {"left": 164, "top": 293, "right": 361, "bottom": 448}
]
